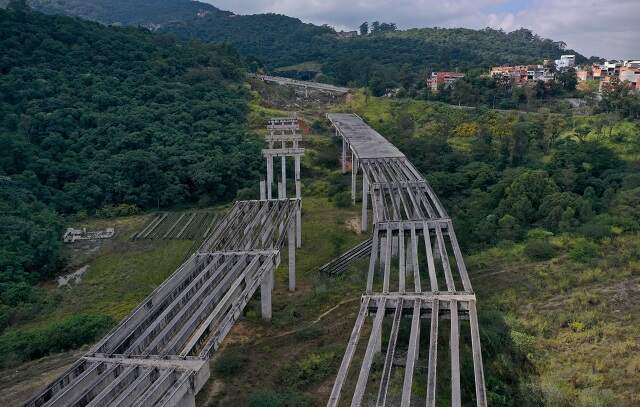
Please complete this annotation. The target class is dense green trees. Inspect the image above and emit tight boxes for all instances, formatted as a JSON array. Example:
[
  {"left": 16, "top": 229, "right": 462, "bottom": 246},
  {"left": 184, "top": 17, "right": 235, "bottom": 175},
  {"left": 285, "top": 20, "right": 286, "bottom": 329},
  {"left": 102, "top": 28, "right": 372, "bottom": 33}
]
[
  {"left": 369, "top": 102, "right": 636, "bottom": 252},
  {"left": 162, "top": 12, "right": 584, "bottom": 89},
  {"left": 3, "top": 0, "right": 224, "bottom": 26},
  {"left": 0, "top": 6, "right": 260, "bottom": 335}
]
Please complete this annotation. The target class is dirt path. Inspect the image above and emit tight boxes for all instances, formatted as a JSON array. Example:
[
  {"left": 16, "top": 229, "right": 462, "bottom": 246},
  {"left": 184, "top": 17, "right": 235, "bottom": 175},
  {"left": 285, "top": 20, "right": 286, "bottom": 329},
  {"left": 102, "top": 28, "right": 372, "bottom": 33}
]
[{"left": 258, "top": 297, "right": 360, "bottom": 343}]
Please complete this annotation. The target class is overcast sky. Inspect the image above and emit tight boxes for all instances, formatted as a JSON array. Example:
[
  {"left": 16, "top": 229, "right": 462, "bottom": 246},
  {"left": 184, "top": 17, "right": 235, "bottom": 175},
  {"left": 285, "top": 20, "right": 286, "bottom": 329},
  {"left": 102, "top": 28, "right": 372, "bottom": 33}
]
[{"left": 203, "top": 0, "right": 640, "bottom": 60}]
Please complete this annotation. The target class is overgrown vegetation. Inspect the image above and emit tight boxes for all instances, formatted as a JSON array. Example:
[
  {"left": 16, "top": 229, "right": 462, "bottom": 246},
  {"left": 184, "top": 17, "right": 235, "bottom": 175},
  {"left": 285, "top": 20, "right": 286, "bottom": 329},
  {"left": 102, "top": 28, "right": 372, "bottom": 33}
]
[
  {"left": 0, "top": 314, "right": 112, "bottom": 366},
  {"left": 0, "top": 4, "right": 260, "bottom": 343}
]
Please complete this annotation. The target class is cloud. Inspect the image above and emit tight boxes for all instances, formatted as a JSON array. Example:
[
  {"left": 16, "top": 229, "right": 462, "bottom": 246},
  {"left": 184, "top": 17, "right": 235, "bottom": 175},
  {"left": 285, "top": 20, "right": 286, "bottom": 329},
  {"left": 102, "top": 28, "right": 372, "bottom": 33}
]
[{"left": 203, "top": 0, "right": 640, "bottom": 59}]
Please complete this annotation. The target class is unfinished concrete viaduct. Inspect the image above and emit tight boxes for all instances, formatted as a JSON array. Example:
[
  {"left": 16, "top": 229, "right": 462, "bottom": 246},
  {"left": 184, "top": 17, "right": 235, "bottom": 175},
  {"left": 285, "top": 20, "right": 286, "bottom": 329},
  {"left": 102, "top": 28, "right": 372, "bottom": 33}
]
[{"left": 26, "top": 114, "right": 486, "bottom": 406}]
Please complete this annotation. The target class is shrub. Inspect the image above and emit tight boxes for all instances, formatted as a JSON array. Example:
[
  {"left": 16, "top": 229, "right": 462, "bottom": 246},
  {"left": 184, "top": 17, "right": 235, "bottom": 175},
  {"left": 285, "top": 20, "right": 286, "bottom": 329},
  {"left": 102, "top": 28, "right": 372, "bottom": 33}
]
[
  {"left": 0, "top": 314, "right": 113, "bottom": 367},
  {"left": 578, "top": 222, "right": 612, "bottom": 240},
  {"left": 213, "top": 351, "right": 249, "bottom": 377},
  {"left": 278, "top": 351, "right": 338, "bottom": 389},
  {"left": 570, "top": 238, "right": 599, "bottom": 262},
  {"left": 332, "top": 191, "right": 351, "bottom": 208},
  {"left": 524, "top": 239, "right": 555, "bottom": 260}
]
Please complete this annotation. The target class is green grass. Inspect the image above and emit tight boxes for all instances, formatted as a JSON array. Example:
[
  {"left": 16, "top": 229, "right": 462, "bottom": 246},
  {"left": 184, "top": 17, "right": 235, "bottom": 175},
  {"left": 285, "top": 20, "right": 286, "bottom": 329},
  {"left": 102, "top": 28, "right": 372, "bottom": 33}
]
[
  {"left": 30, "top": 214, "right": 196, "bottom": 325},
  {"left": 472, "top": 234, "right": 640, "bottom": 406}
]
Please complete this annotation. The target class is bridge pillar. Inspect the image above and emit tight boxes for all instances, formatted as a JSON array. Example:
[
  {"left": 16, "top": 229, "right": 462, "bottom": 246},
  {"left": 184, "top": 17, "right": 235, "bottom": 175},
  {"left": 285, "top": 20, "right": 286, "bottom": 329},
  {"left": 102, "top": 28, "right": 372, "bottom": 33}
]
[
  {"left": 260, "top": 180, "right": 266, "bottom": 200},
  {"left": 342, "top": 138, "right": 347, "bottom": 173},
  {"left": 260, "top": 269, "right": 272, "bottom": 321},
  {"left": 266, "top": 155, "right": 273, "bottom": 199},
  {"left": 351, "top": 153, "right": 358, "bottom": 205},
  {"left": 295, "top": 155, "right": 302, "bottom": 248},
  {"left": 288, "top": 221, "right": 296, "bottom": 291},
  {"left": 281, "top": 154, "right": 287, "bottom": 198},
  {"left": 361, "top": 176, "right": 369, "bottom": 232}
]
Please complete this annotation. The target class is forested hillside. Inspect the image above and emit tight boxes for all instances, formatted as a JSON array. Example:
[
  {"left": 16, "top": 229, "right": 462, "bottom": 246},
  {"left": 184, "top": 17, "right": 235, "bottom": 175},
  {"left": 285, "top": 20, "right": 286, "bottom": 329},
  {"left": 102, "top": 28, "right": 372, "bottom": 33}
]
[
  {"left": 163, "top": 14, "right": 586, "bottom": 87},
  {"left": 0, "top": 0, "right": 225, "bottom": 26},
  {"left": 2, "top": 0, "right": 588, "bottom": 89},
  {"left": 0, "top": 4, "right": 259, "bottom": 340}
]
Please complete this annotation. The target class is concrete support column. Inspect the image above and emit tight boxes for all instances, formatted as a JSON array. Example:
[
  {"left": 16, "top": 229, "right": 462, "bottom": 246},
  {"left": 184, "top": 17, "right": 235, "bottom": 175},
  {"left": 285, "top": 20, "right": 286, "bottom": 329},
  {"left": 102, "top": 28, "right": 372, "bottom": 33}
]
[
  {"left": 341, "top": 138, "right": 347, "bottom": 173},
  {"left": 260, "top": 269, "right": 272, "bottom": 321},
  {"left": 288, "top": 221, "right": 296, "bottom": 291},
  {"left": 433, "top": 236, "right": 441, "bottom": 261},
  {"left": 260, "top": 180, "right": 266, "bottom": 200},
  {"left": 266, "top": 155, "right": 273, "bottom": 200},
  {"left": 392, "top": 235, "right": 398, "bottom": 256},
  {"left": 351, "top": 153, "right": 358, "bottom": 206},
  {"left": 361, "top": 176, "right": 369, "bottom": 232},
  {"left": 278, "top": 179, "right": 285, "bottom": 199},
  {"left": 281, "top": 156, "right": 287, "bottom": 198},
  {"left": 294, "top": 155, "right": 301, "bottom": 199},
  {"left": 296, "top": 206, "right": 302, "bottom": 248}
]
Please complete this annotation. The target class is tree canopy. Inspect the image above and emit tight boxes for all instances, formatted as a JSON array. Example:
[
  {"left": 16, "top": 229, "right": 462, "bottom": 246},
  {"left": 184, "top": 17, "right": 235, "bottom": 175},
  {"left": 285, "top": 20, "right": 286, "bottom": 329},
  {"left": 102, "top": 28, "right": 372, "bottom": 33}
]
[{"left": 0, "top": 5, "right": 260, "bottom": 332}]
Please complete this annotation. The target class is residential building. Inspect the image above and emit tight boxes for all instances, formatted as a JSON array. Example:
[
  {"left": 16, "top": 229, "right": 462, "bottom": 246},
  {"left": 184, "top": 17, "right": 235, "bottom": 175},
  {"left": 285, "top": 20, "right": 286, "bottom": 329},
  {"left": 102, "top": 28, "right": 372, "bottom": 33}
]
[
  {"left": 555, "top": 54, "right": 576, "bottom": 69},
  {"left": 619, "top": 66, "right": 640, "bottom": 89},
  {"left": 490, "top": 64, "right": 552, "bottom": 85},
  {"left": 336, "top": 30, "right": 358, "bottom": 39},
  {"left": 428, "top": 71, "right": 465, "bottom": 93}
]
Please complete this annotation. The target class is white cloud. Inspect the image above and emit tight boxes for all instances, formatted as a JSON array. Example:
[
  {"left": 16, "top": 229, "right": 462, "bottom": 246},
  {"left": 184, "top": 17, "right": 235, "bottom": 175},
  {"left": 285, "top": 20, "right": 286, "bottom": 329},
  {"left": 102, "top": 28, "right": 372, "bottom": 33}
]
[{"left": 203, "top": 0, "right": 640, "bottom": 59}]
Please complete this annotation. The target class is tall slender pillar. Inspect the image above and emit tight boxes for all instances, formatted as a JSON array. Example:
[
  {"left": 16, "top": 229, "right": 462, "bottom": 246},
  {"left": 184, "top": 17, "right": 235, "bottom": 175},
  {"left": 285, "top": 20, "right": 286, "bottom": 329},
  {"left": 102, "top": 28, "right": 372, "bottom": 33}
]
[
  {"left": 296, "top": 206, "right": 302, "bottom": 248},
  {"left": 266, "top": 155, "right": 273, "bottom": 199},
  {"left": 294, "top": 155, "right": 301, "bottom": 199},
  {"left": 351, "top": 153, "right": 358, "bottom": 205},
  {"left": 260, "top": 180, "right": 266, "bottom": 200},
  {"left": 281, "top": 156, "right": 286, "bottom": 198},
  {"left": 278, "top": 178, "right": 285, "bottom": 199},
  {"left": 342, "top": 138, "right": 347, "bottom": 173},
  {"left": 288, "top": 221, "right": 296, "bottom": 291},
  {"left": 361, "top": 176, "right": 369, "bottom": 232},
  {"left": 260, "top": 268, "right": 272, "bottom": 321}
]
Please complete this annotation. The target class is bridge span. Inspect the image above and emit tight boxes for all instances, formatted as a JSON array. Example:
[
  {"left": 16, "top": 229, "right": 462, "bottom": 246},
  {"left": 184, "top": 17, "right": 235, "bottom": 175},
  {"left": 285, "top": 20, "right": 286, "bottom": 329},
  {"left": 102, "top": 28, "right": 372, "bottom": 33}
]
[
  {"left": 326, "top": 113, "right": 487, "bottom": 407},
  {"left": 26, "top": 119, "right": 304, "bottom": 407}
]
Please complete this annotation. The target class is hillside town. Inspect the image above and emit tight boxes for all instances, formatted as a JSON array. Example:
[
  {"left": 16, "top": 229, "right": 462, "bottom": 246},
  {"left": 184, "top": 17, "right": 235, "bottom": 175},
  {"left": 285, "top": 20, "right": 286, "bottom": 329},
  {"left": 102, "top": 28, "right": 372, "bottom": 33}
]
[{"left": 428, "top": 55, "right": 639, "bottom": 94}]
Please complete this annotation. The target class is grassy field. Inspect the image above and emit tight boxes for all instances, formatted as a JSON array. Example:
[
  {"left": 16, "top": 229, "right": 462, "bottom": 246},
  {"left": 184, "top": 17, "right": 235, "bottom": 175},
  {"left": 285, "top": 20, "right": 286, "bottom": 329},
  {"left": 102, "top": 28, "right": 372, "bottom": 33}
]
[{"left": 471, "top": 234, "right": 640, "bottom": 406}]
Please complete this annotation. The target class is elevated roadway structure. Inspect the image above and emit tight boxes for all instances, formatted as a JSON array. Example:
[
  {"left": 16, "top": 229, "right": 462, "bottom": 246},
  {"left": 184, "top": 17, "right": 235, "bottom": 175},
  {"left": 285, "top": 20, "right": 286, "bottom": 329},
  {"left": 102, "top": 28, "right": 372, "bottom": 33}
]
[{"left": 326, "top": 113, "right": 487, "bottom": 407}]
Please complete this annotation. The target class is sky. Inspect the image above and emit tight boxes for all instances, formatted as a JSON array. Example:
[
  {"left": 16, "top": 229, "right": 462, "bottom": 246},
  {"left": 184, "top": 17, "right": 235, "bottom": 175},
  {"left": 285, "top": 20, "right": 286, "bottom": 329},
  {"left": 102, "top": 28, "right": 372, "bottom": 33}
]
[{"left": 203, "top": 0, "right": 640, "bottom": 60}]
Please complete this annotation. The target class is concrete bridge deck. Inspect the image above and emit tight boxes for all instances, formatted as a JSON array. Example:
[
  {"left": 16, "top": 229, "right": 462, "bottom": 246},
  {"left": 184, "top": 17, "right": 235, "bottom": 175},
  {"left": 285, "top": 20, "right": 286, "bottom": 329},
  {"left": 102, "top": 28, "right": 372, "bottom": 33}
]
[
  {"left": 326, "top": 113, "right": 487, "bottom": 407},
  {"left": 27, "top": 197, "right": 300, "bottom": 406}
]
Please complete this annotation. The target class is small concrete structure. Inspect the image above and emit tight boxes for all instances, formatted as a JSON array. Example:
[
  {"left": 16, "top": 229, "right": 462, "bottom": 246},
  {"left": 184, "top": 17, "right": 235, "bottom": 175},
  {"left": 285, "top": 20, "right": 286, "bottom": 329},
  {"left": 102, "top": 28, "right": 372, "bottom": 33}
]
[{"left": 63, "top": 227, "right": 114, "bottom": 243}]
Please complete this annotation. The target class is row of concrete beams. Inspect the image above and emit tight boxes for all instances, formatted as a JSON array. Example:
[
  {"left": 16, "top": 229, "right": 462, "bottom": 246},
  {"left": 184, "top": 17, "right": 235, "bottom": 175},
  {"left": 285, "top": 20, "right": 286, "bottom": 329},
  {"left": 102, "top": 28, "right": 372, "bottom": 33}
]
[
  {"left": 326, "top": 113, "right": 486, "bottom": 406},
  {"left": 366, "top": 220, "right": 473, "bottom": 295},
  {"left": 28, "top": 196, "right": 302, "bottom": 406},
  {"left": 327, "top": 294, "right": 486, "bottom": 407},
  {"left": 252, "top": 74, "right": 351, "bottom": 94},
  {"left": 26, "top": 357, "right": 205, "bottom": 407}
]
